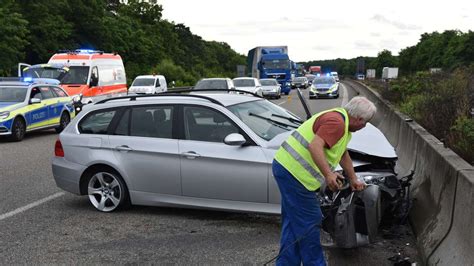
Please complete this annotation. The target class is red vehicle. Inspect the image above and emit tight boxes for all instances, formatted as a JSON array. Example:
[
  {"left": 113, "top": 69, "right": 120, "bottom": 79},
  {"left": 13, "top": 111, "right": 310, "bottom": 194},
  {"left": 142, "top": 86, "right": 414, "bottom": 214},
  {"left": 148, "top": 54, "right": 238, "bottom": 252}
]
[{"left": 308, "top": 66, "right": 322, "bottom": 75}]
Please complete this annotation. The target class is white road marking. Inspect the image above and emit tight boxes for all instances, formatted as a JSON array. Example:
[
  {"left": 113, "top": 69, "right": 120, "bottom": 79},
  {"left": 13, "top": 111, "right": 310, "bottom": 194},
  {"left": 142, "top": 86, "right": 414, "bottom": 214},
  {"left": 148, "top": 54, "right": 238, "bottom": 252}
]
[
  {"left": 340, "top": 83, "right": 349, "bottom": 106},
  {"left": 277, "top": 101, "right": 287, "bottom": 105},
  {"left": 0, "top": 192, "right": 65, "bottom": 221}
]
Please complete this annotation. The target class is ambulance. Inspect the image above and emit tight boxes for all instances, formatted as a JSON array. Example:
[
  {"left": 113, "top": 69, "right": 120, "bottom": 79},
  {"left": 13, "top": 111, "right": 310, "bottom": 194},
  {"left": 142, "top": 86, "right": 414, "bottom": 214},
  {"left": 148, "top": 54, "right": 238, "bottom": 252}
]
[{"left": 20, "top": 49, "right": 128, "bottom": 104}]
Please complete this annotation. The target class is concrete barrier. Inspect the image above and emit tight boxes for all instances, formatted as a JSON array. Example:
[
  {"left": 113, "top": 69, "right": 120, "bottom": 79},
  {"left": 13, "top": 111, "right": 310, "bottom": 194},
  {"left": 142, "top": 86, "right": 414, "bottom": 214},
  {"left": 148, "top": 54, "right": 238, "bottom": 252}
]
[
  {"left": 428, "top": 169, "right": 474, "bottom": 265},
  {"left": 345, "top": 80, "right": 474, "bottom": 265}
]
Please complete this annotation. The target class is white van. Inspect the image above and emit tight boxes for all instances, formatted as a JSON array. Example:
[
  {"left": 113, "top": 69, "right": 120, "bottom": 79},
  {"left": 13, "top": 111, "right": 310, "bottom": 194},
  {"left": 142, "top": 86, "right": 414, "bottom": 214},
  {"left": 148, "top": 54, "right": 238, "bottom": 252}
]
[{"left": 129, "top": 75, "right": 168, "bottom": 94}]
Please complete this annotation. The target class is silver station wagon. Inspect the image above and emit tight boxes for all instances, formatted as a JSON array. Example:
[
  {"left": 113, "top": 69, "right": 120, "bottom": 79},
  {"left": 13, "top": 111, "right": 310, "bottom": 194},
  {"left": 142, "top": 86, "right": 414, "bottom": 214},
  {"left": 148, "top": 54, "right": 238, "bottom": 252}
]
[{"left": 52, "top": 92, "right": 398, "bottom": 219}]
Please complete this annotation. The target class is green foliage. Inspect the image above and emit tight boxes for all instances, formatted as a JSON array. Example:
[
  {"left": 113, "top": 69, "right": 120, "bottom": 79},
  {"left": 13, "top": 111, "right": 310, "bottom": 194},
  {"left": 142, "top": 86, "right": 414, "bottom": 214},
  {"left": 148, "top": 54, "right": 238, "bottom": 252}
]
[
  {"left": 0, "top": 0, "right": 29, "bottom": 76},
  {"left": 381, "top": 65, "right": 474, "bottom": 163},
  {"left": 152, "top": 59, "right": 197, "bottom": 86},
  {"left": 449, "top": 116, "right": 474, "bottom": 164},
  {"left": 0, "top": 0, "right": 245, "bottom": 85}
]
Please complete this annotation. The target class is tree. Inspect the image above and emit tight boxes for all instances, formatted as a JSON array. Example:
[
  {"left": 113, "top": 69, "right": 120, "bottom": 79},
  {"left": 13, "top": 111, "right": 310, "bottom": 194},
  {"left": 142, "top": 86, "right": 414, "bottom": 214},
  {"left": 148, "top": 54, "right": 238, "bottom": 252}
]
[{"left": 0, "top": 1, "right": 29, "bottom": 75}]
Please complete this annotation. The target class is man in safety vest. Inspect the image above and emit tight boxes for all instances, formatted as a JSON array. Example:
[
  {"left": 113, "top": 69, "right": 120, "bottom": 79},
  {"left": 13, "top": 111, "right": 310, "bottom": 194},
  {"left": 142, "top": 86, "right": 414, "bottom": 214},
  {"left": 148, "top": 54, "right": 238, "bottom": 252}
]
[{"left": 273, "top": 96, "right": 377, "bottom": 265}]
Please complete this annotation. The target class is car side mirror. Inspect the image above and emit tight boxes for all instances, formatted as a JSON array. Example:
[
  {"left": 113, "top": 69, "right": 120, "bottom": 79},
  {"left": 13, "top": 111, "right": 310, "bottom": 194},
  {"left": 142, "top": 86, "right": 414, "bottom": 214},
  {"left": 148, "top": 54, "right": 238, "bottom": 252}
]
[
  {"left": 30, "top": 98, "right": 41, "bottom": 104},
  {"left": 224, "top": 133, "right": 246, "bottom": 146}
]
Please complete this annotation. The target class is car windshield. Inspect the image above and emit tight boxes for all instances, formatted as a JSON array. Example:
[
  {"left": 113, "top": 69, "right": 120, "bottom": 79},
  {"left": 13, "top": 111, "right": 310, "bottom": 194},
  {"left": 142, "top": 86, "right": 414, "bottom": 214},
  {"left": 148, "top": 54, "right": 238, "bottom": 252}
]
[
  {"left": 227, "top": 100, "right": 301, "bottom": 141},
  {"left": 23, "top": 67, "right": 67, "bottom": 80},
  {"left": 61, "top": 66, "right": 90, "bottom": 84},
  {"left": 132, "top": 78, "right": 155, "bottom": 86},
  {"left": 305, "top": 75, "right": 316, "bottom": 81},
  {"left": 0, "top": 87, "right": 27, "bottom": 102},
  {"left": 262, "top": 59, "right": 290, "bottom": 70},
  {"left": 313, "top": 77, "right": 335, "bottom": 84},
  {"left": 260, "top": 79, "right": 278, "bottom": 86},
  {"left": 233, "top": 79, "right": 255, "bottom": 87},
  {"left": 294, "top": 77, "right": 306, "bottom": 82},
  {"left": 194, "top": 80, "right": 227, "bottom": 90}
]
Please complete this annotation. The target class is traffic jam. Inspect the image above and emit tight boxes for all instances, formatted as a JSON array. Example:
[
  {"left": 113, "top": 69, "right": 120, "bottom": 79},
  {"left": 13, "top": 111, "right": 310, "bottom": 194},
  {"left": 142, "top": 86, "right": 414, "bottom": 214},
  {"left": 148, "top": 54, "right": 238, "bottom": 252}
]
[{"left": 1, "top": 49, "right": 415, "bottom": 264}]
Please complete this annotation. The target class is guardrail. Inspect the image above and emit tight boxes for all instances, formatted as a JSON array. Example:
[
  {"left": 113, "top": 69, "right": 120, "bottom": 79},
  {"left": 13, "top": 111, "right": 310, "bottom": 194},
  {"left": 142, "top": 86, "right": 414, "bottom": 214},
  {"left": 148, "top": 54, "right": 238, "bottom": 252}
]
[{"left": 344, "top": 80, "right": 474, "bottom": 265}]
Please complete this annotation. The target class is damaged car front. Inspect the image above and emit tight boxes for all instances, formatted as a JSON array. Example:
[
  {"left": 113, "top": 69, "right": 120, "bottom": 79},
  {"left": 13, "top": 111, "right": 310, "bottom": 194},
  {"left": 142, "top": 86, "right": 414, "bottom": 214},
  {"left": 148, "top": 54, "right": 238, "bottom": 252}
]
[{"left": 290, "top": 88, "right": 412, "bottom": 248}]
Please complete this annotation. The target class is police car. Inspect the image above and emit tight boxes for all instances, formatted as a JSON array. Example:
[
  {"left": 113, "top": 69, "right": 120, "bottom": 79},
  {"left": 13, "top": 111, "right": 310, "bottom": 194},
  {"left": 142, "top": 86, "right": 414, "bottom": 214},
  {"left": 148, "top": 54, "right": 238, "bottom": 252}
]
[{"left": 0, "top": 77, "right": 75, "bottom": 141}]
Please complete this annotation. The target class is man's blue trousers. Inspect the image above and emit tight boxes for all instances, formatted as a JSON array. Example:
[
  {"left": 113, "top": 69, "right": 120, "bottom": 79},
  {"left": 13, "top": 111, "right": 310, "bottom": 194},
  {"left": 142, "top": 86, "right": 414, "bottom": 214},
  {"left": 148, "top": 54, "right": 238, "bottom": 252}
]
[{"left": 272, "top": 160, "right": 326, "bottom": 266}]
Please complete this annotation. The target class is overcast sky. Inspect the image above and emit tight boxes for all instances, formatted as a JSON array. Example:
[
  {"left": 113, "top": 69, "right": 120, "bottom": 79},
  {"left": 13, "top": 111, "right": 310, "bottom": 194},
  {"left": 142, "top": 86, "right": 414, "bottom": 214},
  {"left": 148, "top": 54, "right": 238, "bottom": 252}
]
[{"left": 159, "top": 0, "right": 473, "bottom": 62}]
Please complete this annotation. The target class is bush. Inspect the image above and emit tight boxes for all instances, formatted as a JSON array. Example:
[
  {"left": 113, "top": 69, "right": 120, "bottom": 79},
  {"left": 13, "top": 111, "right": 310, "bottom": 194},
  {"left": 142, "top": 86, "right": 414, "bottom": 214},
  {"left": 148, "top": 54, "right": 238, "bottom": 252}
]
[{"left": 448, "top": 116, "right": 474, "bottom": 164}]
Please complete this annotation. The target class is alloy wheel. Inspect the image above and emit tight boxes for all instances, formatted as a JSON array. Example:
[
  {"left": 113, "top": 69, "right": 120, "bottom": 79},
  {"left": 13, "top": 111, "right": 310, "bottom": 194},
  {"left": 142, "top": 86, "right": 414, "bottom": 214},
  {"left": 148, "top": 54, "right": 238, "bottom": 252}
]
[{"left": 87, "top": 172, "right": 123, "bottom": 212}]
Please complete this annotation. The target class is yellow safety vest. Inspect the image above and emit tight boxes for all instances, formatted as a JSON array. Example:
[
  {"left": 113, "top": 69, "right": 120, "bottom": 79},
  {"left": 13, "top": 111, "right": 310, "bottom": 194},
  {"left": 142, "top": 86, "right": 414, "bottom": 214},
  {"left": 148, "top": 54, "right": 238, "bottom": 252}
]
[{"left": 274, "top": 108, "right": 351, "bottom": 191}]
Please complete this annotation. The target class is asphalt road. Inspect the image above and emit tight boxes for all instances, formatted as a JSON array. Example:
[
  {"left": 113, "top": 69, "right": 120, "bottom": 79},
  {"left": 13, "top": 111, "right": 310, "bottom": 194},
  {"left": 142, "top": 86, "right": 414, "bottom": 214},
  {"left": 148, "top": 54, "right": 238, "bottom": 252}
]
[{"left": 0, "top": 82, "right": 418, "bottom": 264}]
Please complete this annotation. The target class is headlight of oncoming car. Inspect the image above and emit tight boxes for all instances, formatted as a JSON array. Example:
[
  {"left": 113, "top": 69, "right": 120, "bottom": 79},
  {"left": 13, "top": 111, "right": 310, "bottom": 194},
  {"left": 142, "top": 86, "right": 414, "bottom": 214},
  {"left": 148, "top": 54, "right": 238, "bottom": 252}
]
[{"left": 0, "top": 111, "right": 10, "bottom": 120}]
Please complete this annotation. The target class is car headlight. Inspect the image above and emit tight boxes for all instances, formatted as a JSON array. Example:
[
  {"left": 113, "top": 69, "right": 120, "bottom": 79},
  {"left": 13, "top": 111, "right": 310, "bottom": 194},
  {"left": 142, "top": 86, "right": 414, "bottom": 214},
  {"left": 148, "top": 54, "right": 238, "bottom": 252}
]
[
  {"left": 0, "top": 111, "right": 10, "bottom": 120},
  {"left": 328, "top": 84, "right": 338, "bottom": 92}
]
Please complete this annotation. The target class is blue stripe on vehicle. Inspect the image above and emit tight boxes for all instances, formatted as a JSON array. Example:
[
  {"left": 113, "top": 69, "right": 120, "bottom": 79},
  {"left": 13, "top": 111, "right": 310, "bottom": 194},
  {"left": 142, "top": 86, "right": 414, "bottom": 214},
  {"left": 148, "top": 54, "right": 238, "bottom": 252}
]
[{"left": 0, "top": 118, "right": 14, "bottom": 130}]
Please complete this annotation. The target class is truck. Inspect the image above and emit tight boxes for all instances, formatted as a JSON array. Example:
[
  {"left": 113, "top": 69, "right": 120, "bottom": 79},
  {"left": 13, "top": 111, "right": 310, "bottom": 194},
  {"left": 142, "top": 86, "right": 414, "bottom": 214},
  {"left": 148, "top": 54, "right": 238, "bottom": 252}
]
[
  {"left": 19, "top": 49, "right": 128, "bottom": 104},
  {"left": 247, "top": 46, "right": 294, "bottom": 95},
  {"left": 382, "top": 67, "right": 398, "bottom": 80},
  {"left": 366, "top": 69, "right": 376, "bottom": 79},
  {"left": 308, "top": 66, "right": 322, "bottom": 75}
]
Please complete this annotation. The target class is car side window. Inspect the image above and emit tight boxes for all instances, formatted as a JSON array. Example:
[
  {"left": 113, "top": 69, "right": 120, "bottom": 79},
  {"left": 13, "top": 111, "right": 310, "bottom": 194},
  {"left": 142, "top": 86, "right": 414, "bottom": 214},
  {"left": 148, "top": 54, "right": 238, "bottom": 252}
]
[
  {"left": 130, "top": 106, "right": 173, "bottom": 138},
  {"left": 155, "top": 79, "right": 160, "bottom": 87},
  {"left": 51, "top": 86, "right": 67, "bottom": 97},
  {"left": 114, "top": 109, "right": 130, "bottom": 136},
  {"left": 30, "top": 87, "right": 43, "bottom": 100},
  {"left": 39, "top": 87, "right": 54, "bottom": 99},
  {"left": 79, "top": 109, "right": 117, "bottom": 134},
  {"left": 183, "top": 106, "right": 239, "bottom": 143}
]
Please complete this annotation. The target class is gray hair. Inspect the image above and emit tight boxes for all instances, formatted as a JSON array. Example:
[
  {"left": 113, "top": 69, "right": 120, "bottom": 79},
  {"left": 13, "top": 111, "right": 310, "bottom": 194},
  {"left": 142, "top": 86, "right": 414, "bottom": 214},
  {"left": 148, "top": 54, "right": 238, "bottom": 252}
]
[{"left": 344, "top": 96, "right": 377, "bottom": 121}]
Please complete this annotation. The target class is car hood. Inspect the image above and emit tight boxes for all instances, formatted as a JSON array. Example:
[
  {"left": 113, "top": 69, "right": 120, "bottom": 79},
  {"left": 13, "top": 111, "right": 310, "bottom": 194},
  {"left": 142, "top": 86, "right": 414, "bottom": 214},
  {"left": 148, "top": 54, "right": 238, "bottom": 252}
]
[
  {"left": 235, "top": 86, "right": 257, "bottom": 92},
  {"left": 0, "top": 102, "right": 23, "bottom": 111},
  {"left": 314, "top": 83, "right": 334, "bottom": 88},
  {"left": 266, "top": 123, "right": 396, "bottom": 159},
  {"left": 129, "top": 86, "right": 154, "bottom": 92},
  {"left": 261, "top": 85, "right": 279, "bottom": 91}
]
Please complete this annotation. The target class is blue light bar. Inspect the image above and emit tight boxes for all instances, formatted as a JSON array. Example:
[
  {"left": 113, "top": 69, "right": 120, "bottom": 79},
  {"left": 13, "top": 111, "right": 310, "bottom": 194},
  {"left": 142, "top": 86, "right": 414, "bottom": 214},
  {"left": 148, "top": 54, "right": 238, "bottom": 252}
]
[{"left": 76, "top": 49, "right": 96, "bottom": 54}]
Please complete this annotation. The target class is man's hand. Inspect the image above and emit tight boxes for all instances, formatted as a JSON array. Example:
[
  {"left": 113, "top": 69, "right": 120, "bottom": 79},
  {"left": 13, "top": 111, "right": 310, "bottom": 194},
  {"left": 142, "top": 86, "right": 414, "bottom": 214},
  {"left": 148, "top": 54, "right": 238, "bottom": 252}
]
[
  {"left": 350, "top": 179, "right": 366, "bottom": 191},
  {"left": 325, "top": 172, "right": 343, "bottom": 192}
]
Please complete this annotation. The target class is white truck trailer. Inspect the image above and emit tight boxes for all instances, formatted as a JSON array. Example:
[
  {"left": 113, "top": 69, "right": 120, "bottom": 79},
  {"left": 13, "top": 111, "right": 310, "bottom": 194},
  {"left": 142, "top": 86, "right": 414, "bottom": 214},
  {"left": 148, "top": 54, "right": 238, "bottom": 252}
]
[{"left": 382, "top": 67, "right": 398, "bottom": 79}]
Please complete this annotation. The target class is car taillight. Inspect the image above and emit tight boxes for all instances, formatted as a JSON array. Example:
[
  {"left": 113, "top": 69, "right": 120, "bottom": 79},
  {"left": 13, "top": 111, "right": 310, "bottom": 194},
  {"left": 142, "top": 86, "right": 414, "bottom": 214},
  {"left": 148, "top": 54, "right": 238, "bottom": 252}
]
[{"left": 55, "top": 139, "right": 64, "bottom": 157}]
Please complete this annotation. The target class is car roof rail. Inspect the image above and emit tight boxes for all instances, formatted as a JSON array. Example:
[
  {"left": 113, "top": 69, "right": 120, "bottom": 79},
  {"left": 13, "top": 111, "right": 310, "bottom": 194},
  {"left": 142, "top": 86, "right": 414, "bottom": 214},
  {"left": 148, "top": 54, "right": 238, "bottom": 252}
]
[
  {"left": 95, "top": 93, "right": 225, "bottom": 106},
  {"left": 168, "top": 88, "right": 263, "bottom": 98}
]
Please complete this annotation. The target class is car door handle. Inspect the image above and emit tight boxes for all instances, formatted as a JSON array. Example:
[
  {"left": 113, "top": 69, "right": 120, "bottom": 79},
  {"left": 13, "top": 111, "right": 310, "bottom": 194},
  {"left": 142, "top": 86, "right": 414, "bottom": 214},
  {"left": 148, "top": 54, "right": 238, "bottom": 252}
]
[
  {"left": 181, "top": 151, "right": 201, "bottom": 159},
  {"left": 115, "top": 145, "right": 133, "bottom": 152}
]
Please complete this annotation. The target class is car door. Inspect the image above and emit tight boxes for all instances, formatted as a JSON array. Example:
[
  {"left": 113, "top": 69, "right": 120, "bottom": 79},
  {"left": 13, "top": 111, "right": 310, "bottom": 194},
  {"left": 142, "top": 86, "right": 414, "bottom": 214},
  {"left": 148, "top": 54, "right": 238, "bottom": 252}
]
[
  {"left": 179, "top": 105, "right": 268, "bottom": 203},
  {"left": 27, "top": 87, "right": 50, "bottom": 129},
  {"left": 38, "top": 86, "right": 60, "bottom": 126},
  {"left": 108, "top": 105, "right": 181, "bottom": 195}
]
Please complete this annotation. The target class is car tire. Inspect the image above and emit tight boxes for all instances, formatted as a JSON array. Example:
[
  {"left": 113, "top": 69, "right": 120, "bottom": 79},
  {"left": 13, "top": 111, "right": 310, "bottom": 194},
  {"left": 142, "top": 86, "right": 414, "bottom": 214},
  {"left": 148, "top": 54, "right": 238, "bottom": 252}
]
[
  {"left": 55, "top": 112, "right": 70, "bottom": 133},
  {"left": 285, "top": 92, "right": 289, "bottom": 95},
  {"left": 10, "top": 117, "right": 26, "bottom": 141},
  {"left": 86, "top": 169, "right": 130, "bottom": 212}
]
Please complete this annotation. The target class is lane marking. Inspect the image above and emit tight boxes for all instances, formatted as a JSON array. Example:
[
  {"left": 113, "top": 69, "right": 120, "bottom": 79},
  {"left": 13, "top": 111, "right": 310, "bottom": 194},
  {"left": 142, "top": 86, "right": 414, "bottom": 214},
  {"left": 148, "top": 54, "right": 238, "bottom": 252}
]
[
  {"left": 340, "top": 83, "right": 349, "bottom": 106},
  {"left": 277, "top": 101, "right": 287, "bottom": 106},
  {"left": 0, "top": 192, "right": 65, "bottom": 221}
]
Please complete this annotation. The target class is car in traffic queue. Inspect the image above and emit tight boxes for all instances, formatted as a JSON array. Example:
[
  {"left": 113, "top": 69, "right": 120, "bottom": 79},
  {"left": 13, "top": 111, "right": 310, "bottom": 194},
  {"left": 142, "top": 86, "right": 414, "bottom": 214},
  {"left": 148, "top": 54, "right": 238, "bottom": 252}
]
[
  {"left": 309, "top": 76, "right": 339, "bottom": 99},
  {"left": 193, "top": 78, "right": 235, "bottom": 92},
  {"left": 259, "top": 78, "right": 281, "bottom": 99},
  {"left": 0, "top": 77, "right": 76, "bottom": 141},
  {"left": 305, "top": 74, "right": 317, "bottom": 85},
  {"left": 232, "top": 77, "right": 263, "bottom": 97},
  {"left": 128, "top": 75, "right": 168, "bottom": 94},
  {"left": 291, "top": 76, "right": 309, "bottom": 89}
]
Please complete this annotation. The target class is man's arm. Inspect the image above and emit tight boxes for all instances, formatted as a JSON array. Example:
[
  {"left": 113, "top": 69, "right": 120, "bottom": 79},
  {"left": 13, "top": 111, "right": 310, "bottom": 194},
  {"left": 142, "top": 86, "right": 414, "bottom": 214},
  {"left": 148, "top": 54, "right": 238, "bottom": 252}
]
[
  {"left": 308, "top": 135, "right": 341, "bottom": 191},
  {"left": 339, "top": 150, "right": 366, "bottom": 191}
]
